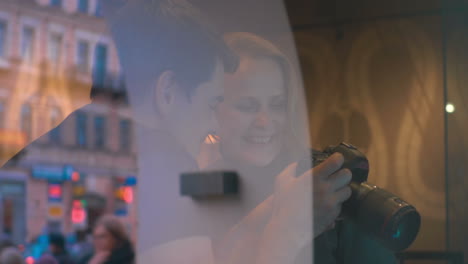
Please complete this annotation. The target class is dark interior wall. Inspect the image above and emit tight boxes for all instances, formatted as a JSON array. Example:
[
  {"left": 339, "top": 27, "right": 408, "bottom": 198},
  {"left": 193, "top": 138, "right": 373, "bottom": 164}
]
[
  {"left": 287, "top": 0, "right": 447, "bottom": 252},
  {"left": 444, "top": 6, "right": 468, "bottom": 259},
  {"left": 286, "top": 0, "right": 442, "bottom": 27}
]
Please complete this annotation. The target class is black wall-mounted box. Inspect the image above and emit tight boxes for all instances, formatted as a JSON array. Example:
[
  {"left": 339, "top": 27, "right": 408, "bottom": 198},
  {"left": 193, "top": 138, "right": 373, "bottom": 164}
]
[{"left": 180, "top": 171, "right": 239, "bottom": 197}]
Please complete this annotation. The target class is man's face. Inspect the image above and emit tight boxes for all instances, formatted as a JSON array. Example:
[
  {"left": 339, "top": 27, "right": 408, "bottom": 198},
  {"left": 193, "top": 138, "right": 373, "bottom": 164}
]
[{"left": 169, "top": 61, "right": 224, "bottom": 158}]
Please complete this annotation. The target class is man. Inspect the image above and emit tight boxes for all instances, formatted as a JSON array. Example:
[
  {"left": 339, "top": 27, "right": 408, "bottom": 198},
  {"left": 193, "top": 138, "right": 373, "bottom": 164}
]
[
  {"left": 107, "top": 0, "right": 237, "bottom": 260},
  {"left": 107, "top": 0, "right": 353, "bottom": 263},
  {"left": 47, "top": 233, "right": 74, "bottom": 264}
]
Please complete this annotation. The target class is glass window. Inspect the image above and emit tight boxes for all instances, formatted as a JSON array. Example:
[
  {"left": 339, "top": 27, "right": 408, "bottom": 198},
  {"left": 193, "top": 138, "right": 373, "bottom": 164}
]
[
  {"left": 95, "top": 0, "right": 103, "bottom": 17},
  {"left": 76, "top": 111, "right": 87, "bottom": 147},
  {"left": 77, "top": 40, "right": 90, "bottom": 72},
  {"left": 20, "top": 104, "right": 31, "bottom": 141},
  {"left": 0, "top": 101, "right": 4, "bottom": 129},
  {"left": 94, "top": 116, "right": 106, "bottom": 149},
  {"left": 50, "top": 0, "right": 62, "bottom": 7},
  {"left": 78, "top": 0, "right": 89, "bottom": 14},
  {"left": 0, "top": 20, "right": 7, "bottom": 58},
  {"left": 21, "top": 26, "right": 35, "bottom": 63},
  {"left": 49, "top": 107, "right": 61, "bottom": 144},
  {"left": 48, "top": 32, "right": 62, "bottom": 66},
  {"left": 93, "top": 43, "right": 107, "bottom": 87},
  {"left": 119, "top": 119, "right": 131, "bottom": 152}
]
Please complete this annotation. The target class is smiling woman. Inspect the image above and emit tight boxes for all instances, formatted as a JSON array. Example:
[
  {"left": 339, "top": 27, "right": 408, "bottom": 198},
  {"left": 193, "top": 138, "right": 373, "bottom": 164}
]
[{"left": 216, "top": 32, "right": 305, "bottom": 168}]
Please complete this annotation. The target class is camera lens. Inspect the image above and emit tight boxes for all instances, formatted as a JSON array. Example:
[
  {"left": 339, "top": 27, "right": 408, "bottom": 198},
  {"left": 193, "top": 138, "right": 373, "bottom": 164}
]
[
  {"left": 386, "top": 205, "right": 421, "bottom": 251},
  {"left": 351, "top": 184, "right": 421, "bottom": 252}
]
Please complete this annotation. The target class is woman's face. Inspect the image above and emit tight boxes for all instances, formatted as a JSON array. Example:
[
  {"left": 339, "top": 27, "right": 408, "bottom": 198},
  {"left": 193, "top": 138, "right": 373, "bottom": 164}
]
[
  {"left": 217, "top": 56, "right": 287, "bottom": 167},
  {"left": 93, "top": 225, "right": 117, "bottom": 252}
]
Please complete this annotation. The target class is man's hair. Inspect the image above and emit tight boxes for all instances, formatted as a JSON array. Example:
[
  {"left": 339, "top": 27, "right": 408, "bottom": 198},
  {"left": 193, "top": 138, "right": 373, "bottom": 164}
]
[
  {"left": 48, "top": 233, "right": 66, "bottom": 250},
  {"left": 108, "top": 0, "right": 237, "bottom": 104}
]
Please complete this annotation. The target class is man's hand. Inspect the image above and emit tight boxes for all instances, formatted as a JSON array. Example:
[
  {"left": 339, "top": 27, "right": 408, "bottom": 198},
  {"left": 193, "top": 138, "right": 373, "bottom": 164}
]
[
  {"left": 217, "top": 153, "right": 352, "bottom": 264},
  {"left": 251, "top": 153, "right": 352, "bottom": 264},
  {"left": 312, "top": 153, "right": 352, "bottom": 236},
  {"left": 269, "top": 152, "right": 352, "bottom": 247}
]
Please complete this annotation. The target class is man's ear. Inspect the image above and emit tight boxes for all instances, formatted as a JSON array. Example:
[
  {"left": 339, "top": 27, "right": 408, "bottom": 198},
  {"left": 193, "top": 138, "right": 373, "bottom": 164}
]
[{"left": 154, "top": 71, "right": 177, "bottom": 115}]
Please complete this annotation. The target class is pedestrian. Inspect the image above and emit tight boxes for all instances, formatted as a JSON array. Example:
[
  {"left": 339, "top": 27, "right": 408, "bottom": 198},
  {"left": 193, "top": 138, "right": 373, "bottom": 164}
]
[
  {"left": 88, "top": 215, "right": 134, "bottom": 264},
  {"left": 35, "top": 254, "right": 58, "bottom": 264},
  {"left": 48, "top": 233, "right": 74, "bottom": 264},
  {"left": 0, "top": 247, "right": 25, "bottom": 264}
]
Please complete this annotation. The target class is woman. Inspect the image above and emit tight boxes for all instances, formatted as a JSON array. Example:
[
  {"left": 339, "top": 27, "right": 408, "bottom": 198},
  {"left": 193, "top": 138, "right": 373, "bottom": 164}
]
[
  {"left": 203, "top": 32, "right": 397, "bottom": 264},
  {"left": 0, "top": 247, "right": 25, "bottom": 264},
  {"left": 88, "top": 215, "right": 134, "bottom": 264}
]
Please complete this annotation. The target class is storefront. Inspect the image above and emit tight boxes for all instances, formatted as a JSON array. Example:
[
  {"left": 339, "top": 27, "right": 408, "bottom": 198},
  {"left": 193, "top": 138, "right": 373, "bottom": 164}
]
[{"left": 0, "top": 171, "right": 27, "bottom": 245}]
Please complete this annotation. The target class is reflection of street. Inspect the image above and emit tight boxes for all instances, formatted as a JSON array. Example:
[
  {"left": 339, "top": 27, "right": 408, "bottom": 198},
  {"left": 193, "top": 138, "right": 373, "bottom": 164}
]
[
  {"left": 0, "top": 182, "right": 26, "bottom": 245},
  {"left": 0, "top": 0, "right": 138, "bottom": 251}
]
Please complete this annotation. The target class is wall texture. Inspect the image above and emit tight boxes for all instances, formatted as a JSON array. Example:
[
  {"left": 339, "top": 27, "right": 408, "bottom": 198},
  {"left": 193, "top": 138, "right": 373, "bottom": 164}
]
[{"left": 294, "top": 15, "right": 446, "bottom": 251}]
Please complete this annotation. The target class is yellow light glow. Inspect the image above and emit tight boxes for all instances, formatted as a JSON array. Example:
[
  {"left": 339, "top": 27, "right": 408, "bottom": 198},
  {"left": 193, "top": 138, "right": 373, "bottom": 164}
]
[
  {"left": 204, "top": 134, "right": 219, "bottom": 144},
  {"left": 446, "top": 103, "right": 455, "bottom": 113}
]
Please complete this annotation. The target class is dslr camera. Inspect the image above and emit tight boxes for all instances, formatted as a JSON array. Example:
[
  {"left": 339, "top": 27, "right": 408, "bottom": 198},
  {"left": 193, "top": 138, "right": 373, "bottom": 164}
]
[{"left": 303, "top": 142, "right": 421, "bottom": 252}]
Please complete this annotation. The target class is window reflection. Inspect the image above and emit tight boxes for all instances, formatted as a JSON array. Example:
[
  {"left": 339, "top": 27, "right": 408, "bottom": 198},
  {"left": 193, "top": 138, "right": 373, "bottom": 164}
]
[
  {"left": 78, "top": 0, "right": 89, "bottom": 14},
  {"left": 48, "top": 32, "right": 63, "bottom": 67},
  {"left": 0, "top": 20, "right": 6, "bottom": 59},
  {"left": 94, "top": 116, "right": 106, "bottom": 150},
  {"left": 50, "top": 0, "right": 62, "bottom": 8},
  {"left": 119, "top": 119, "right": 131, "bottom": 153},
  {"left": 77, "top": 40, "right": 91, "bottom": 73},
  {"left": 49, "top": 107, "right": 62, "bottom": 145},
  {"left": 93, "top": 43, "right": 108, "bottom": 88},
  {"left": 75, "top": 111, "right": 87, "bottom": 148},
  {"left": 21, "top": 26, "right": 35, "bottom": 63},
  {"left": 20, "top": 104, "right": 31, "bottom": 141}
]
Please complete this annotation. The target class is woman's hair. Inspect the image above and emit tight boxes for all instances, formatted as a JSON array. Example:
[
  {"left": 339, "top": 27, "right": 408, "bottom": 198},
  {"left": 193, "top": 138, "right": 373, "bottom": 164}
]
[
  {"left": 223, "top": 32, "right": 308, "bottom": 159},
  {"left": 95, "top": 214, "right": 131, "bottom": 247},
  {"left": 0, "top": 247, "right": 25, "bottom": 264}
]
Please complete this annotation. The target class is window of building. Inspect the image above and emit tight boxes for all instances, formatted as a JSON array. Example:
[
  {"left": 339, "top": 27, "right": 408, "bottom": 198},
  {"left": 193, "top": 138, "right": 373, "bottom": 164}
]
[
  {"left": 50, "top": 0, "right": 62, "bottom": 7},
  {"left": 48, "top": 32, "right": 62, "bottom": 66},
  {"left": 20, "top": 104, "right": 32, "bottom": 141},
  {"left": 21, "top": 26, "right": 35, "bottom": 63},
  {"left": 119, "top": 119, "right": 131, "bottom": 152},
  {"left": 0, "top": 101, "right": 4, "bottom": 129},
  {"left": 94, "top": 116, "right": 106, "bottom": 149},
  {"left": 0, "top": 20, "right": 7, "bottom": 58},
  {"left": 77, "top": 40, "right": 90, "bottom": 72},
  {"left": 78, "top": 0, "right": 89, "bottom": 14},
  {"left": 49, "top": 107, "right": 61, "bottom": 144},
  {"left": 93, "top": 43, "right": 108, "bottom": 87},
  {"left": 76, "top": 111, "right": 87, "bottom": 147},
  {"left": 95, "top": 0, "right": 103, "bottom": 17}
]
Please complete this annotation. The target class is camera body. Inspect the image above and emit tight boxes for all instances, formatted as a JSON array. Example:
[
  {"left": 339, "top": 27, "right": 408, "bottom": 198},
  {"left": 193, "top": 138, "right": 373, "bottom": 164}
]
[{"left": 306, "top": 143, "right": 421, "bottom": 252}]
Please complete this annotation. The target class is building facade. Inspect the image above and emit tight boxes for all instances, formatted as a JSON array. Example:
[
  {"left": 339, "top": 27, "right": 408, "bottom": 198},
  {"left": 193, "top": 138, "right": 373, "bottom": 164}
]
[{"left": 0, "top": 0, "right": 137, "bottom": 245}]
